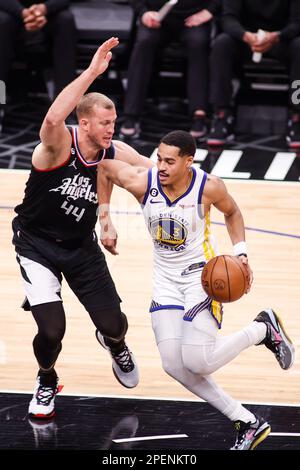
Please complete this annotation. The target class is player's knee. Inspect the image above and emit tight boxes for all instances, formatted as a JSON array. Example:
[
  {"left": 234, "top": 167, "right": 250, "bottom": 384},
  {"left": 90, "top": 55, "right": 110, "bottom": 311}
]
[
  {"left": 98, "top": 310, "right": 128, "bottom": 342},
  {"left": 31, "top": 301, "right": 66, "bottom": 346},
  {"left": 160, "top": 352, "right": 183, "bottom": 380},
  {"left": 182, "top": 345, "right": 212, "bottom": 375},
  {"left": 39, "top": 326, "right": 65, "bottom": 347}
]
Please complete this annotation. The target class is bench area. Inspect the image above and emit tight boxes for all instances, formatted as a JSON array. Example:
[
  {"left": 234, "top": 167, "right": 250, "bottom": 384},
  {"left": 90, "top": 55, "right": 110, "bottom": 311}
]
[{"left": 9, "top": 0, "right": 290, "bottom": 134}]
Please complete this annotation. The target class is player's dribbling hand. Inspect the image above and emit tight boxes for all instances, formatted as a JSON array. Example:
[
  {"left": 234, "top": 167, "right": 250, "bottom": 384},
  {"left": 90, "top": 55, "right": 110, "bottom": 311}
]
[
  {"left": 89, "top": 37, "right": 119, "bottom": 77},
  {"left": 238, "top": 255, "right": 253, "bottom": 293}
]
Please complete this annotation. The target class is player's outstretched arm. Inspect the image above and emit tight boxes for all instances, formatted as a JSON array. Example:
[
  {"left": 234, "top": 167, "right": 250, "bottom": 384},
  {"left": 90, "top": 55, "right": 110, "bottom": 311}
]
[
  {"left": 98, "top": 168, "right": 117, "bottom": 255},
  {"left": 98, "top": 159, "right": 148, "bottom": 255},
  {"left": 113, "top": 140, "right": 155, "bottom": 169},
  {"left": 34, "top": 37, "right": 119, "bottom": 169},
  {"left": 98, "top": 159, "right": 149, "bottom": 202}
]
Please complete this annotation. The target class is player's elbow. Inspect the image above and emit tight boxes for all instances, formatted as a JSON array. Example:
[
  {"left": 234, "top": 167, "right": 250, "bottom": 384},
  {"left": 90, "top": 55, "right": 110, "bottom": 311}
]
[
  {"left": 227, "top": 205, "right": 243, "bottom": 222},
  {"left": 224, "top": 199, "right": 242, "bottom": 220},
  {"left": 41, "top": 113, "right": 64, "bottom": 132}
]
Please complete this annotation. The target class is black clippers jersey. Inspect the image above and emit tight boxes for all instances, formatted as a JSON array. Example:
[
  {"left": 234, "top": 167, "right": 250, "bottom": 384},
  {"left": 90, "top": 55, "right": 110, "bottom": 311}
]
[{"left": 14, "top": 126, "right": 115, "bottom": 242}]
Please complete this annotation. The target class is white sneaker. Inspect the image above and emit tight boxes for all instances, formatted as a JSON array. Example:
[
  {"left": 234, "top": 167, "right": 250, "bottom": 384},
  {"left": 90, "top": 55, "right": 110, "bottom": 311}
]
[
  {"left": 28, "top": 372, "right": 61, "bottom": 419},
  {"left": 95, "top": 330, "right": 139, "bottom": 388}
]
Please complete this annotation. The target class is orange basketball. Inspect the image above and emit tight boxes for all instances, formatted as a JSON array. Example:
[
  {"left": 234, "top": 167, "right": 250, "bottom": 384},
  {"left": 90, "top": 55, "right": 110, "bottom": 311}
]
[{"left": 201, "top": 255, "right": 250, "bottom": 303}]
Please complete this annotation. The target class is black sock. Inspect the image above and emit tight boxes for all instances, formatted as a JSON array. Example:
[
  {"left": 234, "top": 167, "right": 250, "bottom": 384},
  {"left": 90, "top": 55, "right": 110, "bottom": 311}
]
[
  {"left": 38, "top": 368, "right": 57, "bottom": 385},
  {"left": 105, "top": 337, "right": 126, "bottom": 354}
]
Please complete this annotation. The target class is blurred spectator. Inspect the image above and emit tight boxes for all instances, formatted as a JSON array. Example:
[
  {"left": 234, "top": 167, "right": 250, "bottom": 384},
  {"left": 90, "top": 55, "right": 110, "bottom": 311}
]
[
  {"left": 120, "top": 0, "right": 221, "bottom": 140},
  {"left": 208, "top": 0, "right": 300, "bottom": 148},
  {"left": 0, "top": 1, "right": 76, "bottom": 131}
]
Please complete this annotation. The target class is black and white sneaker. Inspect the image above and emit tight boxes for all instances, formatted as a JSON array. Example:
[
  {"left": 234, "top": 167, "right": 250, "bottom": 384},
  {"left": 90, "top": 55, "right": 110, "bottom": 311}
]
[
  {"left": 255, "top": 308, "right": 295, "bottom": 370},
  {"left": 207, "top": 110, "right": 234, "bottom": 146},
  {"left": 231, "top": 415, "right": 271, "bottom": 450},
  {"left": 28, "top": 370, "right": 62, "bottom": 419},
  {"left": 96, "top": 330, "right": 139, "bottom": 388}
]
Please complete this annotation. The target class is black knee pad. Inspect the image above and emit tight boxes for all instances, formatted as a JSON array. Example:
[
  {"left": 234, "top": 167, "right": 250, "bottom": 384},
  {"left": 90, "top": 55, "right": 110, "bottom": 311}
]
[{"left": 31, "top": 301, "right": 66, "bottom": 344}]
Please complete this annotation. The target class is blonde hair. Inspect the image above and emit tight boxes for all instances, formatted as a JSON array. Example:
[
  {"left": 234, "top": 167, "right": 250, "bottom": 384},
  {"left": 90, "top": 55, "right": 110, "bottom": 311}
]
[{"left": 76, "top": 92, "right": 115, "bottom": 119}]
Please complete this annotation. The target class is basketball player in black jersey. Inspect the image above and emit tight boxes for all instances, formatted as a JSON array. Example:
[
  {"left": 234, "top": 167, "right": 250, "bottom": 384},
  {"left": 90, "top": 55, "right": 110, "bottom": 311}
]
[{"left": 12, "top": 37, "right": 154, "bottom": 419}]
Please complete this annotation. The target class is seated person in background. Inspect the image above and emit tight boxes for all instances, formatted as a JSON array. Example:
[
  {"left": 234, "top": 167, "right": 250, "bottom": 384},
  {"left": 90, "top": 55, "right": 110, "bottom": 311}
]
[
  {"left": 120, "top": 0, "right": 221, "bottom": 140},
  {"left": 207, "top": 0, "right": 300, "bottom": 147},
  {"left": 0, "top": 1, "right": 76, "bottom": 131}
]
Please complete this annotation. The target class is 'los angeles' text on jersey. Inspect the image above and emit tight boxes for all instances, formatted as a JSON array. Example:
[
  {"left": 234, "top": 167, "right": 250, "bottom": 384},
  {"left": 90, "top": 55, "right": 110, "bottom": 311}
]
[{"left": 14, "top": 127, "right": 115, "bottom": 242}]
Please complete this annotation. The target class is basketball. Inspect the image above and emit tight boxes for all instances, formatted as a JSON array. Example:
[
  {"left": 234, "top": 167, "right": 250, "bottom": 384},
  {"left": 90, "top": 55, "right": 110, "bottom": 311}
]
[{"left": 201, "top": 255, "right": 250, "bottom": 303}]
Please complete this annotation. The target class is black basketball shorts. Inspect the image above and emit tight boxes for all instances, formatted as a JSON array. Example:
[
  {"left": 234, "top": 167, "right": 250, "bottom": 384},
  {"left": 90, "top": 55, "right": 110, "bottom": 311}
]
[{"left": 12, "top": 218, "right": 121, "bottom": 313}]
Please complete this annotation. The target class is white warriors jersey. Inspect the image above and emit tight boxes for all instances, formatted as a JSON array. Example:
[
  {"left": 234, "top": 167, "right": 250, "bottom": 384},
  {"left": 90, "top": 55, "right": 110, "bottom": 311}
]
[{"left": 141, "top": 166, "right": 218, "bottom": 275}]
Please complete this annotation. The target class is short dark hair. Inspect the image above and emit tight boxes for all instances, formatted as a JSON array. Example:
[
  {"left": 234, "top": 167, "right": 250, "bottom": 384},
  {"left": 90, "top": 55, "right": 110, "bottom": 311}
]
[{"left": 160, "top": 130, "right": 196, "bottom": 157}]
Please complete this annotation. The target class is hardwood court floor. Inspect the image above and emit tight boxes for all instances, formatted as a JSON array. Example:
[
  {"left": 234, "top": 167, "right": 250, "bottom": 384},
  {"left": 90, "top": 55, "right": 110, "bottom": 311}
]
[{"left": 0, "top": 170, "right": 299, "bottom": 404}]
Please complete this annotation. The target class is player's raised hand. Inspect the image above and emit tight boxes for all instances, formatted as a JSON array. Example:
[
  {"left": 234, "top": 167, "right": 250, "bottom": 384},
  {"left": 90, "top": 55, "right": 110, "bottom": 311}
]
[{"left": 89, "top": 37, "right": 119, "bottom": 77}]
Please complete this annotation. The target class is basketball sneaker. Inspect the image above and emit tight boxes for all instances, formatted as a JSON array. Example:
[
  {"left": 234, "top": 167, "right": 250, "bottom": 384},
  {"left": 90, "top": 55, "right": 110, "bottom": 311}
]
[
  {"left": 28, "top": 370, "right": 62, "bottom": 419},
  {"left": 231, "top": 415, "right": 271, "bottom": 450},
  {"left": 95, "top": 330, "right": 139, "bottom": 388},
  {"left": 254, "top": 308, "right": 295, "bottom": 370}
]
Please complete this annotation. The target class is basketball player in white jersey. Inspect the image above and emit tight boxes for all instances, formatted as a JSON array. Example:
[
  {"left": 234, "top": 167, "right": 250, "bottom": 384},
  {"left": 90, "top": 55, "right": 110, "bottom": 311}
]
[
  {"left": 12, "top": 38, "right": 154, "bottom": 420},
  {"left": 98, "top": 130, "right": 295, "bottom": 450}
]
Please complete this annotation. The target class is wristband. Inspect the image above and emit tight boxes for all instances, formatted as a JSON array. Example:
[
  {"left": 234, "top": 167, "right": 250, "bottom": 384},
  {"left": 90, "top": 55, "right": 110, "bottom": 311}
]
[{"left": 233, "top": 241, "right": 248, "bottom": 257}]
